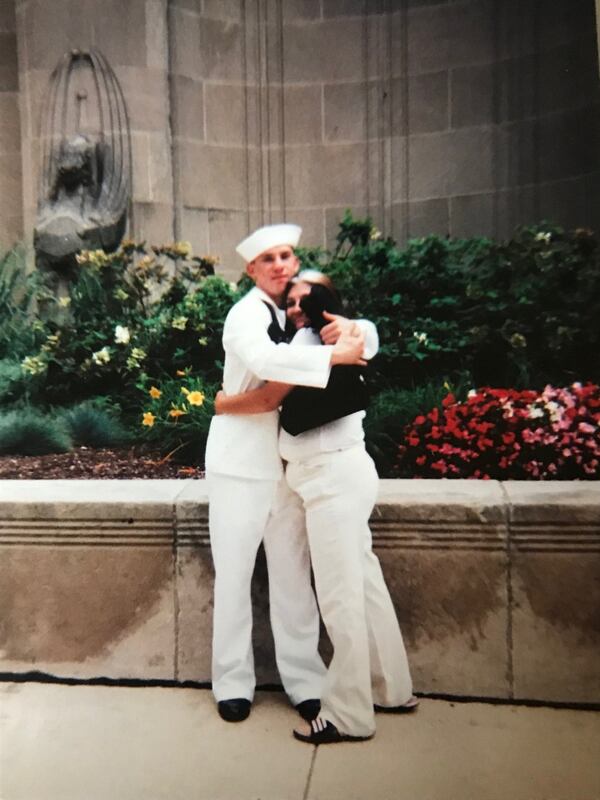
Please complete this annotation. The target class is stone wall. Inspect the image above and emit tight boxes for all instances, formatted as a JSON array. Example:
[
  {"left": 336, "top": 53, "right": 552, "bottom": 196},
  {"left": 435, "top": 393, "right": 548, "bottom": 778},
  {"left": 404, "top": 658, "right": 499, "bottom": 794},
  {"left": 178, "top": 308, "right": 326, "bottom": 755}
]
[
  {"left": 1, "top": 479, "right": 598, "bottom": 705},
  {"left": 169, "top": 0, "right": 600, "bottom": 277},
  {"left": 10, "top": 0, "right": 175, "bottom": 252},
  {"left": 0, "top": 0, "right": 23, "bottom": 250},
  {"left": 1, "top": 0, "right": 599, "bottom": 278}
]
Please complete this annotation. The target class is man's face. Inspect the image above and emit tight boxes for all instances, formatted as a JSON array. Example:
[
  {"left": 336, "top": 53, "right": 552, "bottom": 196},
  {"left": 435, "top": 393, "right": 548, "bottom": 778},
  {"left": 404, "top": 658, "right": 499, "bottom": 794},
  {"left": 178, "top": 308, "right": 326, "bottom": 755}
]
[{"left": 246, "top": 245, "right": 299, "bottom": 302}]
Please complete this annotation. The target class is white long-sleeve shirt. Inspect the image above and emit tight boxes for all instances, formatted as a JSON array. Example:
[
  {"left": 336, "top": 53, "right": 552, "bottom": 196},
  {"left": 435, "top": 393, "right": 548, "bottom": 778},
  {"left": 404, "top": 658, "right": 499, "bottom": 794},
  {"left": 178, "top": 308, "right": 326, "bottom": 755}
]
[
  {"left": 205, "top": 287, "right": 333, "bottom": 480},
  {"left": 278, "top": 324, "right": 379, "bottom": 463}
]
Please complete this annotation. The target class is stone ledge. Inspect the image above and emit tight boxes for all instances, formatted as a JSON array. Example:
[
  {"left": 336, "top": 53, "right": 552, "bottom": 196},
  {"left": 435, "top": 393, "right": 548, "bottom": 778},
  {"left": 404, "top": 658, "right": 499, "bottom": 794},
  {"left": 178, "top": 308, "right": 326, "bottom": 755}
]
[{"left": 0, "top": 479, "right": 598, "bottom": 704}]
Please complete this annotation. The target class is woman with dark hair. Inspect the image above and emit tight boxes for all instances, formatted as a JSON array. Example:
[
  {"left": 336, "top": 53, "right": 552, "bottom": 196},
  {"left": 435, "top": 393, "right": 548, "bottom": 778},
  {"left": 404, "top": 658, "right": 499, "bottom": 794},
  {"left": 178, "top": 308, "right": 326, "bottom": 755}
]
[{"left": 215, "top": 270, "right": 417, "bottom": 745}]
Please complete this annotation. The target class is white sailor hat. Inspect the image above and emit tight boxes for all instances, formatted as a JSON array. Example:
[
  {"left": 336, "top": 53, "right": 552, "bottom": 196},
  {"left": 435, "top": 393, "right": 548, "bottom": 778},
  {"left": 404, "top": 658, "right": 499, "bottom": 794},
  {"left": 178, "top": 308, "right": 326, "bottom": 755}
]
[{"left": 236, "top": 223, "right": 302, "bottom": 263}]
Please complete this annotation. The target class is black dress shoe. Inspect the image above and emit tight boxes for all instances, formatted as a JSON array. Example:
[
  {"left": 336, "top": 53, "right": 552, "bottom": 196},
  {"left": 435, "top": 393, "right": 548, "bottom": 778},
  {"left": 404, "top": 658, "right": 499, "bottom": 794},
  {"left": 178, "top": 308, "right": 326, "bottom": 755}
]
[
  {"left": 295, "top": 698, "right": 321, "bottom": 721},
  {"left": 217, "top": 698, "right": 252, "bottom": 722}
]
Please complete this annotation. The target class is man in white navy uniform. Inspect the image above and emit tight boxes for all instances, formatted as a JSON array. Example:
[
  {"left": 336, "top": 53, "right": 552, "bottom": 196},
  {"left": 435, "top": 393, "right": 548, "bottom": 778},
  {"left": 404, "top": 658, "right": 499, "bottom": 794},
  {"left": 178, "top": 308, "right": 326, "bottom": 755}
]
[{"left": 205, "top": 224, "right": 367, "bottom": 723}]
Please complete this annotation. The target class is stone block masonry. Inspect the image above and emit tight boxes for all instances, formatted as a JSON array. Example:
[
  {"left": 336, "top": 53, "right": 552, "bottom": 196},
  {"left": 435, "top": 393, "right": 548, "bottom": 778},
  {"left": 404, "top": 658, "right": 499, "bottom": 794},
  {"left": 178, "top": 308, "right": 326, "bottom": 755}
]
[
  {"left": 0, "top": 479, "right": 598, "bottom": 704},
  {"left": 2, "top": 0, "right": 599, "bottom": 278}
]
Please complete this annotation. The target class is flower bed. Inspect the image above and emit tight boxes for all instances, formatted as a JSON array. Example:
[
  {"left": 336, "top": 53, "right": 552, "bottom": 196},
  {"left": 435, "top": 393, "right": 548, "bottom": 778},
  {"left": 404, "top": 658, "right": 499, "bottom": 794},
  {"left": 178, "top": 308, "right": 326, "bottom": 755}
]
[{"left": 398, "top": 384, "right": 600, "bottom": 479}]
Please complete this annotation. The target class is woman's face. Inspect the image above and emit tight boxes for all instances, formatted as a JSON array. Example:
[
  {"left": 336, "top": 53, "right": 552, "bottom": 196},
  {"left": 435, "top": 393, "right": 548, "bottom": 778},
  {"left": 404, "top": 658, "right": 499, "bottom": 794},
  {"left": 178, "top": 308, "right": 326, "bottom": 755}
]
[{"left": 285, "top": 281, "right": 311, "bottom": 330}]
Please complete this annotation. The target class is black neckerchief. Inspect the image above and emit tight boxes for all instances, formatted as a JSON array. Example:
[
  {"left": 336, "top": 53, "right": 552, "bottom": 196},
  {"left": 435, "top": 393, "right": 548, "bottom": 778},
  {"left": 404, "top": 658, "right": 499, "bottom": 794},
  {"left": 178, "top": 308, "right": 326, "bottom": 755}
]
[{"left": 262, "top": 301, "right": 295, "bottom": 344}]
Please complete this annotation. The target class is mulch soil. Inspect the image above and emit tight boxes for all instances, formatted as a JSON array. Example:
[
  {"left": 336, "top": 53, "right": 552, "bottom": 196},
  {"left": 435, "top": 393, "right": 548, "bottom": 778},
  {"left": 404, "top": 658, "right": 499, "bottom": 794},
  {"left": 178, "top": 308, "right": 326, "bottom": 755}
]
[{"left": 0, "top": 447, "right": 204, "bottom": 479}]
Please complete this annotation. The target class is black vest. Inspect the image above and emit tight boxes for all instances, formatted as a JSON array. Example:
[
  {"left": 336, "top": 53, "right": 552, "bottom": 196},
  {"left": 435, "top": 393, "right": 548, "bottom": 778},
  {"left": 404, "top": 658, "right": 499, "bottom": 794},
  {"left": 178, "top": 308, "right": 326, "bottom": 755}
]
[{"left": 263, "top": 302, "right": 369, "bottom": 436}]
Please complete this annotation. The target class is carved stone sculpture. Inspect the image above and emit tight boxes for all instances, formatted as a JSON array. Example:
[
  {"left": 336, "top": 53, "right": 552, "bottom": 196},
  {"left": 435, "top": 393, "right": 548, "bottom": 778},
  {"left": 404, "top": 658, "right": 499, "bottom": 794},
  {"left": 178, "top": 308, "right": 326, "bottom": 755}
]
[{"left": 34, "top": 49, "right": 132, "bottom": 272}]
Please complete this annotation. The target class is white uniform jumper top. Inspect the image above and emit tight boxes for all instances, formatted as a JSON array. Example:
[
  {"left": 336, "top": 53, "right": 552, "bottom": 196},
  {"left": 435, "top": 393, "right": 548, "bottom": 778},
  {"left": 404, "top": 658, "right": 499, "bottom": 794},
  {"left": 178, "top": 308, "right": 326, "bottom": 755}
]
[{"left": 205, "top": 286, "right": 332, "bottom": 705}]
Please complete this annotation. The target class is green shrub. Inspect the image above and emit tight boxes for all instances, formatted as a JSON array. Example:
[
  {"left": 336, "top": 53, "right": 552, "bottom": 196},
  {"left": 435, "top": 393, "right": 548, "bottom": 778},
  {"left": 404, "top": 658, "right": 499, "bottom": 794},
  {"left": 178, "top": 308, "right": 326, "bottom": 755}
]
[
  {"left": 61, "top": 400, "right": 129, "bottom": 448},
  {"left": 10, "top": 217, "right": 600, "bottom": 470},
  {"left": 0, "top": 245, "right": 46, "bottom": 360},
  {"left": 0, "top": 408, "right": 72, "bottom": 455},
  {"left": 0, "top": 358, "right": 29, "bottom": 404},
  {"left": 300, "top": 213, "right": 600, "bottom": 392},
  {"left": 16, "top": 243, "right": 240, "bottom": 410}
]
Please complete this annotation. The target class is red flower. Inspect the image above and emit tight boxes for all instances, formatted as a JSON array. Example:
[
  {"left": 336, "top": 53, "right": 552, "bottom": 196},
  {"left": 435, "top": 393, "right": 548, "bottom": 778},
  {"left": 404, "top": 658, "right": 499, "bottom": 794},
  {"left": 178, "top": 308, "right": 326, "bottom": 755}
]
[{"left": 398, "top": 383, "right": 600, "bottom": 480}]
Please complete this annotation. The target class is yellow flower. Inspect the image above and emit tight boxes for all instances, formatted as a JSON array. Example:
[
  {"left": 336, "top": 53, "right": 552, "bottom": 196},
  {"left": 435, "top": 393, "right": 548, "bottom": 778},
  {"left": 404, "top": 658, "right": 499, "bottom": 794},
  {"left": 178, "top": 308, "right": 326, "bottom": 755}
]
[
  {"left": 142, "top": 411, "right": 156, "bottom": 427},
  {"left": 172, "top": 241, "right": 192, "bottom": 258},
  {"left": 187, "top": 391, "right": 205, "bottom": 406},
  {"left": 171, "top": 316, "right": 188, "bottom": 330},
  {"left": 181, "top": 387, "right": 190, "bottom": 396},
  {"left": 137, "top": 255, "right": 155, "bottom": 270},
  {"left": 149, "top": 386, "right": 162, "bottom": 399},
  {"left": 169, "top": 408, "right": 187, "bottom": 418},
  {"left": 21, "top": 355, "right": 47, "bottom": 376},
  {"left": 113, "top": 287, "right": 129, "bottom": 301},
  {"left": 92, "top": 346, "right": 111, "bottom": 365}
]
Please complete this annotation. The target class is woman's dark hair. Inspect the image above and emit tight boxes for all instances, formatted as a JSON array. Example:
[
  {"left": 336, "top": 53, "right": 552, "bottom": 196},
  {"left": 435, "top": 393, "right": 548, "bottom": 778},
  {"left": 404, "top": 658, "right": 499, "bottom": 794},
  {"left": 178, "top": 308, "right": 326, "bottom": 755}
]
[{"left": 290, "top": 270, "right": 343, "bottom": 331}]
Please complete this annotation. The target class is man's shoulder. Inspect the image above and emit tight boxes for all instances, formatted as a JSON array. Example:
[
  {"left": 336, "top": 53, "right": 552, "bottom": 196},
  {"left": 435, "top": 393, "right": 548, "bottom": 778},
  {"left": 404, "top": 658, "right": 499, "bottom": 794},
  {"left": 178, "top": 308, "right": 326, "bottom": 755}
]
[{"left": 224, "top": 287, "right": 270, "bottom": 327}]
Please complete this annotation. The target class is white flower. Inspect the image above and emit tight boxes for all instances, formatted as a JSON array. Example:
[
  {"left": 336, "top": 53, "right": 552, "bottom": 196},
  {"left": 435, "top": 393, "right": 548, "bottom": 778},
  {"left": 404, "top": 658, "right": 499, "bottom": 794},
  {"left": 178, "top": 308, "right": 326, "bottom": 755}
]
[
  {"left": 468, "top": 389, "right": 477, "bottom": 398},
  {"left": 535, "top": 231, "right": 551, "bottom": 243},
  {"left": 545, "top": 400, "right": 562, "bottom": 423},
  {"left": 527, "top": 405, "right": 545, "bottom": 419},
  {"left": 114, "top": 325, "right": 131, "bottom": 345},
  {"left": 58, "top": 296, "right": 71, "bottom": 307},
  {"left": 413, "top": 331, "right": 428, "bottom": 344},
  {"left": 92, "top": 347, "right": 111, "bottom": 365}
]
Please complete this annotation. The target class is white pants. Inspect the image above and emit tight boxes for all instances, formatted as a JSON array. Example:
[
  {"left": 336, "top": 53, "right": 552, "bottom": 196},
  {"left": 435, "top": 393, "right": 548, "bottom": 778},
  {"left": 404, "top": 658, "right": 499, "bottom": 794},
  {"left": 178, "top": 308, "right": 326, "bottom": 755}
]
[
  {"left": 286, "top": 444, "right": 413, "bottom": 737},
  {"left": 207, "top": 472, "right": 326, "bottom": 704}
]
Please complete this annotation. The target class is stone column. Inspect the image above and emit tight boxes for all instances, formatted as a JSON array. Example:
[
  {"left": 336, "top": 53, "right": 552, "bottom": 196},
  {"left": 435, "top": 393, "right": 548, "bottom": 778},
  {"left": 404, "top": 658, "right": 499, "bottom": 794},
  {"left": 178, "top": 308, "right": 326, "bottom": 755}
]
[
  {"left": 14, "top": 0, "right": 175, "bottom": 252},
  {"left": 0, "top": 0, "right": 23, "bottom": 250}
]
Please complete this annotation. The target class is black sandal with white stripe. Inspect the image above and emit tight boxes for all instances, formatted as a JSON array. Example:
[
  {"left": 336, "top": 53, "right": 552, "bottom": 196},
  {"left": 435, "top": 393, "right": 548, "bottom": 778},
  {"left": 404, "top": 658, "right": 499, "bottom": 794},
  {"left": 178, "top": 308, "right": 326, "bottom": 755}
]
[
  {"left": 374, "top": 694, "right": 420, "bottom": 713},
  {"left": 293, "top": 717, "right": 372, "bottom": 745}
]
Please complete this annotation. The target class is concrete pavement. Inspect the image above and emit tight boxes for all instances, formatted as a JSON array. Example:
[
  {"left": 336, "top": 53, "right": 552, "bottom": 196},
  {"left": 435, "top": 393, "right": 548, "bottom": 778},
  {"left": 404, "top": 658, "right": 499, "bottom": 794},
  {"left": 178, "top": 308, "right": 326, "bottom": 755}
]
[{"left": 1, "top": 682, "right": 599, "bottom": 800}]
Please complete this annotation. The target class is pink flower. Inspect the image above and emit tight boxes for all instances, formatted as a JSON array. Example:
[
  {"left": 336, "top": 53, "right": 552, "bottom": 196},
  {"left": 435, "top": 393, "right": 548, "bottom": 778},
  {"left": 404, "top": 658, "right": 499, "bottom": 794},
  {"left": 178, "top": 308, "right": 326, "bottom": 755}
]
[{"left": 579, "top": 422, "right": 595, "bottom": 434}]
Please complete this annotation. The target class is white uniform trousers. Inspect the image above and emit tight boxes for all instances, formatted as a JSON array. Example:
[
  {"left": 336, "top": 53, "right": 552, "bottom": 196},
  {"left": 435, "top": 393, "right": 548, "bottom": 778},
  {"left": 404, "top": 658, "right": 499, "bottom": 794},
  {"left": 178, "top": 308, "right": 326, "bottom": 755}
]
[
  {"left": 207, "top": 472, "right": 326, "bottom": 704},
  {"left": 286, "top": 444, "right": 413, "bottom": 738}
]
